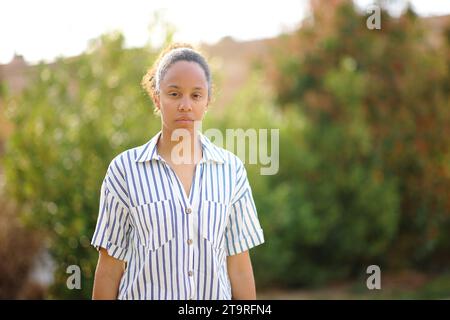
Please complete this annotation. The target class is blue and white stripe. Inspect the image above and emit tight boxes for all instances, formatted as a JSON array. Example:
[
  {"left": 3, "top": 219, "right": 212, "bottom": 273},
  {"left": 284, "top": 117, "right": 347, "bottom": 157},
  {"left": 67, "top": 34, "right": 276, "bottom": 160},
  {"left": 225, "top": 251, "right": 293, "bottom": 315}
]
[{"left": 91, "top": 130, "right": 265, "bottom": 300}]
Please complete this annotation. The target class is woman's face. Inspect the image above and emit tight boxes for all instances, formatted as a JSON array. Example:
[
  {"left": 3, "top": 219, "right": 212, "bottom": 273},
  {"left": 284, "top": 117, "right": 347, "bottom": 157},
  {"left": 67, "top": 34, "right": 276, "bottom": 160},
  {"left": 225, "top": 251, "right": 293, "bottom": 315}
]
[{"left": 155, "top": 60, "right": 209, "bottom": 131}]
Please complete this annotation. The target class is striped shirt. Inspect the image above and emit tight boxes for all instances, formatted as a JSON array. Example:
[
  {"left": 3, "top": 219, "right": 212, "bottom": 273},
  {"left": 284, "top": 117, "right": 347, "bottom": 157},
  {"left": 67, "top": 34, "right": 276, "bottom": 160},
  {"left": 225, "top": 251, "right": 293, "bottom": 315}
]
[{"left": 91, "top": 130, "right": 265, "bottom": 300}]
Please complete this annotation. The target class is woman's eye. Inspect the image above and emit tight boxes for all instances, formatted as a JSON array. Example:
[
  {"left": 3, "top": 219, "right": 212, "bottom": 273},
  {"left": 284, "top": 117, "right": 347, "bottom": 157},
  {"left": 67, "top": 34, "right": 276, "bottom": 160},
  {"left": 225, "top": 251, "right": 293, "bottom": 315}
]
[
  {"left": 193, "top": 94, "right": 202, "bottom": 99},
  {"left": 169, "top": 92, "right": 179, "bottom": 97}
]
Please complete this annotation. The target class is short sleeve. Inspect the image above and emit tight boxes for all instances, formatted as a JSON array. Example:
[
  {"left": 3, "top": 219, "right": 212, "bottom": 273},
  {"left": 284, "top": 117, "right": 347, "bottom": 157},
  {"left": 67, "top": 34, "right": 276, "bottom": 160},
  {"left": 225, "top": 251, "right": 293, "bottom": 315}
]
[
  {"left": 91, "top": 159, "right": 132, "bottom": 261},
  {"left": 225, "top": 159, "right": 265, "bottom": 256}
]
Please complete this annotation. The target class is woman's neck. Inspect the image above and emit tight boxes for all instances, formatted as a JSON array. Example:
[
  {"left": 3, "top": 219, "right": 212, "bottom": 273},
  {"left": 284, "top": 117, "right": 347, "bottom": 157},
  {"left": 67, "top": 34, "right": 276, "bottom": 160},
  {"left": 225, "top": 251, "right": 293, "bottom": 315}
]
[{"left": 157, "top": 126, "right": 203, "bottom": 165}]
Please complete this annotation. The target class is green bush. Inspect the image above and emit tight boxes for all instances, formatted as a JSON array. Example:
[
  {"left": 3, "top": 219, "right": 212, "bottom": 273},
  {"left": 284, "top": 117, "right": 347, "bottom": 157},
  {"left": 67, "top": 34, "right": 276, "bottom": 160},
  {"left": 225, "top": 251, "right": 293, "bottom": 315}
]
[{"left": 267, "top": 1, "right": 450, "bottom": 281}]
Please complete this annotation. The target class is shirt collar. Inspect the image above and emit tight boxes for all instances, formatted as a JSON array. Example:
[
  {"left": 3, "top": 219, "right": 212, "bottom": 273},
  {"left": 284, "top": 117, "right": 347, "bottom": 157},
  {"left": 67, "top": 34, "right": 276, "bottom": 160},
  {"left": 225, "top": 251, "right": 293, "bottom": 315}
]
[{"left": 135, "top": 130, "right": 225, "bottom": 164}]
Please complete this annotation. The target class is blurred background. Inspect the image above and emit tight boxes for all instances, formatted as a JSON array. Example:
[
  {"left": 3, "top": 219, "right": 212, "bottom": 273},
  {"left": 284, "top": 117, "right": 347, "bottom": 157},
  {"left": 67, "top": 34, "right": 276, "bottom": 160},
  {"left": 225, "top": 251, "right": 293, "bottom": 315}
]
[{"left": 0, "top": 0, "right": 449, "bottom": 299}]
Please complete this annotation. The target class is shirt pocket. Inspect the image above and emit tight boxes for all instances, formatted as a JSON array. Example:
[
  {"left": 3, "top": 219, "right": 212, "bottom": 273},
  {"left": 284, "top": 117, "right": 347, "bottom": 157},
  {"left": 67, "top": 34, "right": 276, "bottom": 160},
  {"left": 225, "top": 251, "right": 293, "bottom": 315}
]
[
  {"left": 201, "top": 200, "right": 230, "bottom": 251},
  {"left": 130, "top": 199, "right": 174, "bottom": 251}
]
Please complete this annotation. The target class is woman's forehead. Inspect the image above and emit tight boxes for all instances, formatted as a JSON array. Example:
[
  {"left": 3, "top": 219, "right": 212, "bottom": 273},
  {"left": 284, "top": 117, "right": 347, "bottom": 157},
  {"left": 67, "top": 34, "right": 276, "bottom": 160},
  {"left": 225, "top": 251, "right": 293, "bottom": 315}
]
[{"left": 162, "top": 62, "right": 208, "bottom": 89}]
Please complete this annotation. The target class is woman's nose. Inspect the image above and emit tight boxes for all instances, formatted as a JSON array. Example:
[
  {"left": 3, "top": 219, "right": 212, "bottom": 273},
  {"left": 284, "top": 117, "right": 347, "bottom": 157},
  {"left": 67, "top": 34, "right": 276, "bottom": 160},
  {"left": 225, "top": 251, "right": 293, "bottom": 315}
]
[{"left": 178, "top": 97, "right": 192, "bottom": 111}]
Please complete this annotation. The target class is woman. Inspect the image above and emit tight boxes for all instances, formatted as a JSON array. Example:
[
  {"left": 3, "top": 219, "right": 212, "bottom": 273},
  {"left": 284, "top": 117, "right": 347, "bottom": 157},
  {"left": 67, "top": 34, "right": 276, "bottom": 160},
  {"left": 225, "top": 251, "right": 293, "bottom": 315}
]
[{"left": 91, "top": 43, "right": 265, "bottom": 300}]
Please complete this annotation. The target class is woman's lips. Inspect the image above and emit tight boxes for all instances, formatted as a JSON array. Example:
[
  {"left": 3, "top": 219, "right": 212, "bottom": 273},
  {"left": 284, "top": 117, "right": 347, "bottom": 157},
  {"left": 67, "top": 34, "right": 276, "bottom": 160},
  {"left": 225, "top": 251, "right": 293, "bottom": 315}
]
[
  {"left": 175, "top": 118, "right": 194, "bottom": 124},
  {"left": 175, "top": 117, "right": 194, "bottom": 121}
]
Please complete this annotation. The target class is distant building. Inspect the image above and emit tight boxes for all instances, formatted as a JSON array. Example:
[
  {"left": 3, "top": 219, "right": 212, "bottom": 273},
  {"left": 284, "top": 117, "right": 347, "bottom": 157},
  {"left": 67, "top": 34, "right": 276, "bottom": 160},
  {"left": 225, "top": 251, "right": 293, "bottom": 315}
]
[{"left": 0, "top": 54, "right": 29, "bottom": 96}]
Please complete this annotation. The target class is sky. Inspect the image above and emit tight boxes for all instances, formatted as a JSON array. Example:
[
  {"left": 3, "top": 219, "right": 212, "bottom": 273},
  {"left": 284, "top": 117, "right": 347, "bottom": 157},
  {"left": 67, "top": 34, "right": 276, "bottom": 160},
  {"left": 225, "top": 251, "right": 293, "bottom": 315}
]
[{"left": 1, "top": 0, "right": 450, "bottom": 64}]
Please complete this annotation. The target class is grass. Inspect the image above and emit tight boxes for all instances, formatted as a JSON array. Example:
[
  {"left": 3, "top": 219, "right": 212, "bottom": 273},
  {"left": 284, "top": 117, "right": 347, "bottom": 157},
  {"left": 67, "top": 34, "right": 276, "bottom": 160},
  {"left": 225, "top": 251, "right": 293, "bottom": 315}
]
[{"left": 257, "top": 271, "right": 450, "bottom": 300}]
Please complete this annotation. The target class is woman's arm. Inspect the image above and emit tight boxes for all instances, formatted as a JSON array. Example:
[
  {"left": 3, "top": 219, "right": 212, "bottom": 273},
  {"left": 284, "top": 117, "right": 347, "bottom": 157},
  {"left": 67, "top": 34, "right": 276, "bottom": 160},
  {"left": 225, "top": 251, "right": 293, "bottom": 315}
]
[
  {"left": 92, "top": 248, "right": 126, "bottom": 300},
  {"left": 227, "top": 250, "right": 257, "bottom": 299}
]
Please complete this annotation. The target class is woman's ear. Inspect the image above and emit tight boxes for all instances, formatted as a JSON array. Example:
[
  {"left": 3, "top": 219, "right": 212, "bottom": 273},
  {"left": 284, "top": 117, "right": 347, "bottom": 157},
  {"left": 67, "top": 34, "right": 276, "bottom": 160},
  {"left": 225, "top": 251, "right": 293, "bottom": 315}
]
[{"left": 154, "top": 94, "right": 161, "bottom": 110}]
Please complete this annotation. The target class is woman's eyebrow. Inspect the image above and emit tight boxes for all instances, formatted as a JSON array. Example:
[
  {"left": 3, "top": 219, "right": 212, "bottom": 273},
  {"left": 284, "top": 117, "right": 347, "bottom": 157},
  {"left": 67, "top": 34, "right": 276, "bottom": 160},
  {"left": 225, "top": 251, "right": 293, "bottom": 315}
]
[{"left": 167, "top": 84, "right": 205, "bottom": 90}]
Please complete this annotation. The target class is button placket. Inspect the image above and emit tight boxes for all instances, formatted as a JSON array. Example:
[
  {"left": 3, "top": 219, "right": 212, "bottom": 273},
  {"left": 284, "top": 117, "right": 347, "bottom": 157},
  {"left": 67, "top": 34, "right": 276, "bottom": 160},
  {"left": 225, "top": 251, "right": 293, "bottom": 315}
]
[{"left": 185, "top": 204, "right": 196, "bottom": 300}]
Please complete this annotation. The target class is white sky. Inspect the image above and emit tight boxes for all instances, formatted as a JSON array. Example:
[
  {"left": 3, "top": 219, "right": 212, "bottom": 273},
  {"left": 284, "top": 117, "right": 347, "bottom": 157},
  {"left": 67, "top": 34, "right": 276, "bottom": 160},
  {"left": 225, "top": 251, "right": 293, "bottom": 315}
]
[{"left": 1, "top": 0, "right": 450, "bottom": 64}]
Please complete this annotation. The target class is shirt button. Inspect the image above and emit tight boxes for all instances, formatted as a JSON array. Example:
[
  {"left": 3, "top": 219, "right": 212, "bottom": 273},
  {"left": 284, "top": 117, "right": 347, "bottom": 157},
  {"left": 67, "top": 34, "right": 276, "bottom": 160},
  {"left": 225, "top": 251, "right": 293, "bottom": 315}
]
[
  {"left": 187, "top": 239, "right": 193, "bottom": 245},
  {"left": 185, "top": 207, "right": 192, "bottom": 214},
  {"left": 188, "top": 271, "right": 193, "bottom": 277}
]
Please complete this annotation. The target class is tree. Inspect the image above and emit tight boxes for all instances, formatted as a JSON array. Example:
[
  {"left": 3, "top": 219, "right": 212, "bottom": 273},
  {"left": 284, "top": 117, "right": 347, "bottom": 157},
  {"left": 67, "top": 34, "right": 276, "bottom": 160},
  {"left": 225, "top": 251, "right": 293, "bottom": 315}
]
[{"left": 268, "top": 0, "right": 450, "bottom": 278}]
